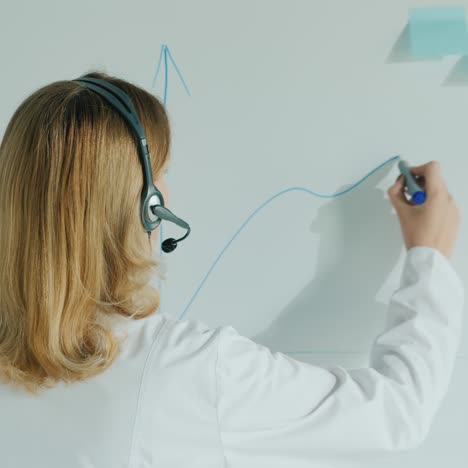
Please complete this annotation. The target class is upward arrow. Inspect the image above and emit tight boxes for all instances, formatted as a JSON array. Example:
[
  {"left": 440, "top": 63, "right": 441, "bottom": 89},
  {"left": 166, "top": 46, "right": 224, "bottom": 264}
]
[{"left": 152, "top": 44, "right": 191, "bottom": 105}]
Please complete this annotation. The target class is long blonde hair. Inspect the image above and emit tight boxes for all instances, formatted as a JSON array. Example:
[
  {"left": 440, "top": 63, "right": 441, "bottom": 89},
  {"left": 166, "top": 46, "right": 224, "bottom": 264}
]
[{"left": 0, "top": 71, "right": 171, "bottom": 395}]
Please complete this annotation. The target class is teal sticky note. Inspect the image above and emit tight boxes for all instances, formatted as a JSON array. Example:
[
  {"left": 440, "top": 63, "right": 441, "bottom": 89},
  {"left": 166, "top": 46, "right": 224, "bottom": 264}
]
[{"left": 409, "top": 6, "right": 468, "bottom": 57}]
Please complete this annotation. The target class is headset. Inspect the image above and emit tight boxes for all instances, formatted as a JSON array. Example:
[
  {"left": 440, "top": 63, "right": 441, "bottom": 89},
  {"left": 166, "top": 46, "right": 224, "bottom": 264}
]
[{"left": 72, "top": 76, "right": 191, "bottom": 253}]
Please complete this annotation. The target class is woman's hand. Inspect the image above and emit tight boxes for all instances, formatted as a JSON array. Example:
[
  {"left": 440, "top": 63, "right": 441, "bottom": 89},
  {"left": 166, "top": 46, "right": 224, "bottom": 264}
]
[{"left": 387, "top": 160, "right": 461, "bottom": 259}]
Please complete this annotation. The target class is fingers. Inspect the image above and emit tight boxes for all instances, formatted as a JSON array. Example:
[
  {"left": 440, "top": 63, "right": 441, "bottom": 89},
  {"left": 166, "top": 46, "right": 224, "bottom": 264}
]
[
  {"left": 387, "top": 173, "right": 408, "bottom": 208},
  {"left": 405, "top": 160, "right": 445, "bottom": 196}
]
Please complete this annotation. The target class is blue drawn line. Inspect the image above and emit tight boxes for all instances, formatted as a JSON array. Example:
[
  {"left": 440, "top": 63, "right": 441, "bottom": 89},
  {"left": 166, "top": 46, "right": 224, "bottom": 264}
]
[
  {"left": 160, "top": 155, "right": 400, "bottom": 335},
  {"left": 152, "top": 55, "right": 403, "bottom": 353},
  {"left": 152, "top": 44, "right": 191, "bottom": 104},
  {"left": 158, "top": 155, "right": 400, "bottom": 354},
  {"left": 164, "top": 46, "right": 168, "bottom": 105}
]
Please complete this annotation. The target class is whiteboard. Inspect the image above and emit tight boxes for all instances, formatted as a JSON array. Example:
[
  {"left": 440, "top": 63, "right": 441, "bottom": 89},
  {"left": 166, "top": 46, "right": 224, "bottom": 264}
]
[{"left": 1, "top": 0, "right": 466, "bottom": 465}]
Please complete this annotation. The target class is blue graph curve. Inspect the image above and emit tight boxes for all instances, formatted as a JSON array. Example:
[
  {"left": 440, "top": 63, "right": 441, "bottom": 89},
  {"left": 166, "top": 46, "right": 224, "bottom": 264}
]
[
  {"left": 152, "top": 44, "right": 191, "bottom": 105},
  {"left": 153, "top": 44, "right": 403, "bottom": 354},
  {"left": 158, "top": 154, "right": 401, "bottom": 355}
]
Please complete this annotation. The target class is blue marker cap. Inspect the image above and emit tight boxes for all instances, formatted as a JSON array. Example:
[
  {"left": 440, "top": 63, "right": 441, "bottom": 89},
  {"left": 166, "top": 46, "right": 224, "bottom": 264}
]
[
  {"left": 412, "top": 191, "right": 426, "bottom": 204},
  {"left": 397, "top": 158, "right": 427, "bottom": 205}
]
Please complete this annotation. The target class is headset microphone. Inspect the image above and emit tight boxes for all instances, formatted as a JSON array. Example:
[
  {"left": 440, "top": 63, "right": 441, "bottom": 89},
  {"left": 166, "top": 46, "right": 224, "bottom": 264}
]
[
  {"left": 152, "top": 205, "right": 190, "bottom": 253},
  {"left": 72, "top": 76, "right": 191, "bottom": 253}
]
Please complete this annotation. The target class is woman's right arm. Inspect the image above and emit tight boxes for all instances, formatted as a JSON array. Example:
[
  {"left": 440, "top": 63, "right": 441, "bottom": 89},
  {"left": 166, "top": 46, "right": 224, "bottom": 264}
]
[
  {"left": 215, "top": 246, "right": 464, "bottom": 466},
  {"left": 215, "top": 161, "right": 464, "bottom": 466}
]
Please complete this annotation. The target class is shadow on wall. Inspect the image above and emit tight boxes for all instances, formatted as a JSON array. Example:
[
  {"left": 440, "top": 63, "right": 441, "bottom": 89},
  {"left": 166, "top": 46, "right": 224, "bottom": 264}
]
[
  {"left": 443, "top": 56, "right": 468, "bottom": 86},
  {"left": 386, "top": 24, "right": 442, "bottom": 63},
  {"left": 386, "top": 23, "right": 468, "bottom": 86},
  {"left": 251, "top": 160, "right": 404, "bottom": 368}
]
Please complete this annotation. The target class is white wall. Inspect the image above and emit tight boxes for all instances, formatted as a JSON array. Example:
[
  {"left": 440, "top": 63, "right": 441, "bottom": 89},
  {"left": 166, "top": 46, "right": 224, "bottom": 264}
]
[{"left": 1, "top": 0, "right": 466, "bottom": 465}]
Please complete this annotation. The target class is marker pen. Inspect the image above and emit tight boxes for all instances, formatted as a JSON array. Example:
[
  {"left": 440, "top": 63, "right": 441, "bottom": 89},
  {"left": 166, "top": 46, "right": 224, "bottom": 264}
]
[{"left": 398, "top": 159, "right": 426, "bottom": 205}]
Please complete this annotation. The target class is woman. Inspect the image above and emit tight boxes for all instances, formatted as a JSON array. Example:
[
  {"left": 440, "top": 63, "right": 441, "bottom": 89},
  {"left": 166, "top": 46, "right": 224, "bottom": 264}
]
[{"left": 0, "top": 71, "right": 464, "bottom": 467}]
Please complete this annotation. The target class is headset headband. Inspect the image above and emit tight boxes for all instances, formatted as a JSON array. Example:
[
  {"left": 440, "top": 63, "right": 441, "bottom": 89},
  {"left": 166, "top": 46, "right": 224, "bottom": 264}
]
[{"left": 72, "top": 76, "right": 164, "bottom": 233}]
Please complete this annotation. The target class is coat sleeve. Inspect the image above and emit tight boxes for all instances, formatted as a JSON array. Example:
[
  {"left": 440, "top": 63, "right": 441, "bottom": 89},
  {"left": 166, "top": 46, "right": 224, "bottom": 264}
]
[{"left": 214, "top": 246, "right": 465, "bottom": 466}]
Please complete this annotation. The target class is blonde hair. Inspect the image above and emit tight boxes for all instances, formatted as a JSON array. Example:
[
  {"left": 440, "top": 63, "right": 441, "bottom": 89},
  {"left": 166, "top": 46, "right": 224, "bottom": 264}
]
[{"left": 0, "top": 71, "right": 171, "bottom": 395}]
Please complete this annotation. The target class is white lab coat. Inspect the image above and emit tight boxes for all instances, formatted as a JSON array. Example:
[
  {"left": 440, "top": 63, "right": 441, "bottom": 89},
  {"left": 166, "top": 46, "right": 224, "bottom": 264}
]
[{"left": 0, "top": 246, "right": 464, "bottom": 468}]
